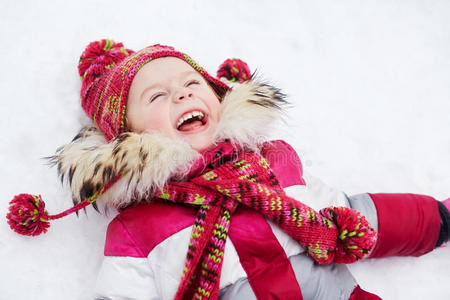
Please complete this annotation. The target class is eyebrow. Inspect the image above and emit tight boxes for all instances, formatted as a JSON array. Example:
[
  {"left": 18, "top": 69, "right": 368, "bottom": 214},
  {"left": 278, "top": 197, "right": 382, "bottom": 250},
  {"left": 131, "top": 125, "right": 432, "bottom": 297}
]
[{"left": 139, "top": 70, "right": 200, "bottom": 102}]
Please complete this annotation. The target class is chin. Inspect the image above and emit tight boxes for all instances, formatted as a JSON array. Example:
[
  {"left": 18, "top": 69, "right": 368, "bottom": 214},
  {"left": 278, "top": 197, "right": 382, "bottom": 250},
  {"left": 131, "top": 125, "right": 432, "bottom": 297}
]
[
  {"left": 186, "top": 136, "right": 215, "bottom": 152},
  {"left": 179, "top": 130, "right": 216, "bottom": 152},
  {"left": 190, "top": 142, "right": 213, "bottom": 152}
]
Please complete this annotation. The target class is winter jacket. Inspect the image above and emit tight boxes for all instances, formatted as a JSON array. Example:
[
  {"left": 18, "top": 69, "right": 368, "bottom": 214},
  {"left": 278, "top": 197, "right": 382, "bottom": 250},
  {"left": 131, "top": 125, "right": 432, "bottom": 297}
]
[
  {"left": 93, "top": 139, "right": 440, "bottom": 300},
  {"left": 54, "top": 81, "right": 442, "bottom": 300}
]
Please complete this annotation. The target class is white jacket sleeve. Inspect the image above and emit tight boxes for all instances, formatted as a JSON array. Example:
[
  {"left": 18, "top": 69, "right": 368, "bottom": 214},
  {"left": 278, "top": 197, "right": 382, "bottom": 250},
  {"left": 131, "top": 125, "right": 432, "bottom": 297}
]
[
  {"left": 285, "top": 171, "right": 378, "bottom": 232},
  {"left": 284, "top": 171, "right": 349, "bottom": 211},
  {"left": 94, "top": 256, "right": 159, "bottom": 300}
]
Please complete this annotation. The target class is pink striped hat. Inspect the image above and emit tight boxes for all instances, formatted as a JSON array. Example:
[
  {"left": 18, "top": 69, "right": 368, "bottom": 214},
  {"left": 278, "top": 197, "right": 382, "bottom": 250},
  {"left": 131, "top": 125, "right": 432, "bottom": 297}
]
[
  {"left": 78, "top": 39, "right": 230, "bottom": 141},
  {"left": 6, "top": 41, "right": 253, "bottom": 238}
]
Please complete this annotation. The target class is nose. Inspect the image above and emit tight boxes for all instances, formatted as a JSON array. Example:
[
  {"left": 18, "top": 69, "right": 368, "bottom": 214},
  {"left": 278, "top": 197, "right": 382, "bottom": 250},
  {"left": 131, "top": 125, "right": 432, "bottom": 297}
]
[{"left": 175, "top": 87, "right": 193, "bottom": 102}]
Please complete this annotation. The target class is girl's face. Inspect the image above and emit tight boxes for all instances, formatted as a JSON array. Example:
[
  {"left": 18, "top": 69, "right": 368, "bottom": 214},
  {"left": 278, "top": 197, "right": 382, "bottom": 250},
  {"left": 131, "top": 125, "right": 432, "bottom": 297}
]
[{"left": 127, "top": 57, "right": 221, "bottom": 151}]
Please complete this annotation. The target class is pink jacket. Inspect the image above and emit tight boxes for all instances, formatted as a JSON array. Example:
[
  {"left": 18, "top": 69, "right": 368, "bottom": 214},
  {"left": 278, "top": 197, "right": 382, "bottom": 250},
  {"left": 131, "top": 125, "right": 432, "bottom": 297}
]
[{"left": 94, "top": 140, "right": 441, "bottom": 299}]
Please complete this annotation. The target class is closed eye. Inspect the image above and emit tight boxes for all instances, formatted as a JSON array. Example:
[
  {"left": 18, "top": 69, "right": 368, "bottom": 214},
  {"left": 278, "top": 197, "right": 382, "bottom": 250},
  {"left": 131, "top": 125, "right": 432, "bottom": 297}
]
[
  {"left": 149, "top": 92, "right": 165, "bottom": 103},
  {"left": 185, "top": 79, "right": 200, "bottom": 87}
]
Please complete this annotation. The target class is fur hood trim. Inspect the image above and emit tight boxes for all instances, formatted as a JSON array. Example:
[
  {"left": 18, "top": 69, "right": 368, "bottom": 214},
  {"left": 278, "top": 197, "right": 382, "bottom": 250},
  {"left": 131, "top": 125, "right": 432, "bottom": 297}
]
[{"left": 50, "top": 80, "right": 287, "bottom": 208}]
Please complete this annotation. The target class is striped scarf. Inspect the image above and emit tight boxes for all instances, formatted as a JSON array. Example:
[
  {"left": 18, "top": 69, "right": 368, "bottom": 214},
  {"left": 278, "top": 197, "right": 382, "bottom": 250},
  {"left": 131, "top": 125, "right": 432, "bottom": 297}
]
[{"left": 155, "top": 149, "right": 377, "bottom": 300}]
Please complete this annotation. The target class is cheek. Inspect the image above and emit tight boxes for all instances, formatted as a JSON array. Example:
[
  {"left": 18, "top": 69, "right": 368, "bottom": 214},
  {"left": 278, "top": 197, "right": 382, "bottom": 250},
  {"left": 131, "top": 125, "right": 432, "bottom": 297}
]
[
  {"left": 208, "top": 98, "right": 221, "bottom": 121},
  {"left": 200, "top": 90, "right": 221, "bottom": 121},
  {"left": 147, "top": 112, "right": 171, "bottom": 131},
  {"left": 144, "top": 103, "right": 172, "bottom": 132},
  {"left": 129, "top": 102, "right": 172, "bottom": 134}
]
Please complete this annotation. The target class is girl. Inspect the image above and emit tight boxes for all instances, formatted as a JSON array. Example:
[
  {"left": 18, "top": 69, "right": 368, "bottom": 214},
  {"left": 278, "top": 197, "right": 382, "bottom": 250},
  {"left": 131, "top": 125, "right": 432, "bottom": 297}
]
[{"left": 7, "top": 39, "right": 450, "bottom": 300}]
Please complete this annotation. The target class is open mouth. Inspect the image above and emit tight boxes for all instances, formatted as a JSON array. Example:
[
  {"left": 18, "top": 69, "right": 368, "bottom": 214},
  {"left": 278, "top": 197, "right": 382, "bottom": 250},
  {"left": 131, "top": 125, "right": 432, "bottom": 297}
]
[{"left": 176, "top": 110, "right": 208, "bottom": 133}]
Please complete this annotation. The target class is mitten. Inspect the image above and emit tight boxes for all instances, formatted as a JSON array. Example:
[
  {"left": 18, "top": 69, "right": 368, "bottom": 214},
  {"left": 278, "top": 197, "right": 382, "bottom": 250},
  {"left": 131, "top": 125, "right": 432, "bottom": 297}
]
[{"left": 436, "top": 198, "right": 450, "bottom": 247}]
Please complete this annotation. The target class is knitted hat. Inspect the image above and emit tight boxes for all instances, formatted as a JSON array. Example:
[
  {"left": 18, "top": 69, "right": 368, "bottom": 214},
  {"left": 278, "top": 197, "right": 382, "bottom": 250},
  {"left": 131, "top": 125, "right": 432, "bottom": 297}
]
[
  {"left": 6, "top": 39, "right": 252, "bottom": 236},
  {"left": 78, "top": 39, "right": 233, "bottom": 141}
]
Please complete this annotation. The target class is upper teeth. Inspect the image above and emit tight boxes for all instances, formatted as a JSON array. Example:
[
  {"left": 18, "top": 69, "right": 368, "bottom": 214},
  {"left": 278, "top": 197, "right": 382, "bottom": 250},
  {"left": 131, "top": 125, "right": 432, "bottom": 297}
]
[{"left": 176, "top": 111, "right": 204, "bottom": 128}]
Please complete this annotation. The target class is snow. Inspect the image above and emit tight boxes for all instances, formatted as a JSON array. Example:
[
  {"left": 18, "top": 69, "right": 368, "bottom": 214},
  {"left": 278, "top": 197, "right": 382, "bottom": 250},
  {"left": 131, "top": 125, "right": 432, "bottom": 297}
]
[{"left": 1, "top": 0, "right": 449, "bottom": 299}]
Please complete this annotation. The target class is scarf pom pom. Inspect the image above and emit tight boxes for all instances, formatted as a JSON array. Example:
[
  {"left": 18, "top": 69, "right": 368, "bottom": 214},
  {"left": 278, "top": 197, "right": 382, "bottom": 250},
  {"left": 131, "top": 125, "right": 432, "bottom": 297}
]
[
  {"left": 320, "top": 206, "right": 377, "bottom": 264},
  {"left": 6, "top": 194, "right": 50, "bottom": 236},
  {"left": 217, "top": 58, "right": 251, "bottom": 83}
]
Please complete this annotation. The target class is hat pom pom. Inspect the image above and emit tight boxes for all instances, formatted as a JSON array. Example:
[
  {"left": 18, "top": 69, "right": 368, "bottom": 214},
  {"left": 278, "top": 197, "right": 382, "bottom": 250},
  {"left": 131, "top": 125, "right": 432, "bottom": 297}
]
[
  {"left": 320, "top": 207, "right": 377, "bottom": 264},
  {"left": 6, "top": 194, "right": 50, "bottom": 236},
  {"left": 78, "top": 39, "right": 134, "bottom": 81},
  {"left": 217, "top": 58, "right": 251, "bottom": 83}
]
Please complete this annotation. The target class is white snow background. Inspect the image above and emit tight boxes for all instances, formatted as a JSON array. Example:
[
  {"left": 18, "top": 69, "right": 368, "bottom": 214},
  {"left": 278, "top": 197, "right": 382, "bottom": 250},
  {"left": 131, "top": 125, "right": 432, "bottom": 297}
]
[{"left": 1, "top": 0, "right": 449, "bottom": 299}]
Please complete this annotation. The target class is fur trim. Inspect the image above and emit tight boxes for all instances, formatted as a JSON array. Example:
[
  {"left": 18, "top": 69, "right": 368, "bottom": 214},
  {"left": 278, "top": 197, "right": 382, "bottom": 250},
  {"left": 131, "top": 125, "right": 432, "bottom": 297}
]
[
  {"left": 50, "top": 126, "right": 199, "bottom": 208},
  {"left": 213, "top": 80, "right": 287, "bottom": 151},
  {"left": 50, "top": 80, "right": 287, "bottom": 208}
]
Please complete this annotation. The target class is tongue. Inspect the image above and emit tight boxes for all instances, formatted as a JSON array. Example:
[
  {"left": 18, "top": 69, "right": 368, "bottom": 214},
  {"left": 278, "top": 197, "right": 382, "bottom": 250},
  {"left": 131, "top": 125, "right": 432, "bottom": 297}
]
[{"left": 179, "top": 120, "right": 204, "bottom": 132}]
